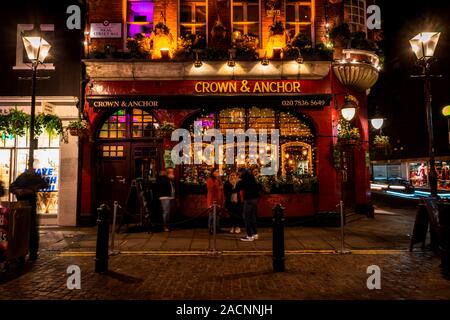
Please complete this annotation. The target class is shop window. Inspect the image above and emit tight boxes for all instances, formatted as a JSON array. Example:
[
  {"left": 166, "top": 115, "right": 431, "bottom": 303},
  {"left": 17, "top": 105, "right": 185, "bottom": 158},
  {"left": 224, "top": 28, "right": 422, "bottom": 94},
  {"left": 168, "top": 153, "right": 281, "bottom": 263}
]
[
  {"left": 127, "top": 0, "right": 154, "bottom": 37},
  {"left": 101, "top": 145, "right": 125, "bottom": 158},
  {"left": 286, "top": 0, "right": 313, "bottom": 42},
  {"left": 281, "top": 142, "right": 312, "bottom": 176},
  {"left": 180, "top": 0, "right": 207, "bottom": 39},
  {"left": 344, "top": 0, "right": 366, "bottom": 33},
  {"left": 181, "top": 108, "right": 315, "bottom": 184},
  {"left": 232, "top": 0, "right": 260, "bottom": 42}
]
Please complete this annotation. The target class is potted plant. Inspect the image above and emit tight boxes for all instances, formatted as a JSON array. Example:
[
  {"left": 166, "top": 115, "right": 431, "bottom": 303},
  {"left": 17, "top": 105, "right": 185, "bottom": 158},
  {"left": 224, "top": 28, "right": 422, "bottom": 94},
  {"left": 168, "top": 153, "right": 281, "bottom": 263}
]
[
  {"left": 7, "top": 109, "right": 29, "bottom": 137},
  {"left": 269, "top": 20, "right": 285, "bottom": 36},
  {"left": 156, "top": 122, "right": 175, "bottom": 138},
  {"left": 36, "top": 113, "right": 64, "bottom": 140},
  {"left": 337, "top": 118, "right": 361, "bottom": 148},
  {"left": 66, "top": 119, "right": 89, "bottom": 137},
  {"left": 373, "top": 134, "right": 390, "bottom": 149},
  {"left": 329, "top": 23, "right": 351, "bottom": 48}
]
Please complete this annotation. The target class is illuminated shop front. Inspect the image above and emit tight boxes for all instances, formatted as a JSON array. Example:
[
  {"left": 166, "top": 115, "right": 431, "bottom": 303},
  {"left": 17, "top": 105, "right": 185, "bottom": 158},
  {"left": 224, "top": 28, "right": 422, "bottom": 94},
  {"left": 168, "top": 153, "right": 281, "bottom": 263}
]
[
  {"left": 0, "top": 99, "right": 79, "bottom": 226},
  {"left": 80, "top": 73, "right": 372, "bottom": 221}
]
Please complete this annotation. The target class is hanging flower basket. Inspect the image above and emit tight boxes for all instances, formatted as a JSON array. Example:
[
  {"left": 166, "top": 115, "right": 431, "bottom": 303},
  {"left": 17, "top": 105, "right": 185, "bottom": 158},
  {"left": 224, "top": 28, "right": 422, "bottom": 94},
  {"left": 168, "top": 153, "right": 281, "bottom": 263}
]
[
  {"left": 155, "top": 122, "right": 175, "bottom": 138},
  {"left": 66, "top": 119, "right": 89, "bottom": 137},
  {"left": 338, "top": 138, "right": 360, "bottom": 148}
]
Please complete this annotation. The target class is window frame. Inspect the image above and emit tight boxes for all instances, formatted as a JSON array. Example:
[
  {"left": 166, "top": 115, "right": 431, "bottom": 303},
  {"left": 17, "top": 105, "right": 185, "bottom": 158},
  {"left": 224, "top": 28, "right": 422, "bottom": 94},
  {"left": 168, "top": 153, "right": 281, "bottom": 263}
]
[
  {"left": 231, "top": 0, "right": 261, "bottom": 44},
  {"left": 126, "top": 0, "right": 155, "bottom": 38},
  {"left": 284, "top": 0, "right": 315, "bottom": 42},
  {"left": 179, "top": 0, "right": 208, "bottom": 40}
]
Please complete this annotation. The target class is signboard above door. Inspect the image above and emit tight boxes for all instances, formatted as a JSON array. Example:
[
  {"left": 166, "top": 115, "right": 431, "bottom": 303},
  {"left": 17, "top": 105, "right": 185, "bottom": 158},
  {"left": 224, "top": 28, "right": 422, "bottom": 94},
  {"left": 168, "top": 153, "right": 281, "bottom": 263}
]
[{"left": 90, "top": 21, "right": 122, "bottom": 38}]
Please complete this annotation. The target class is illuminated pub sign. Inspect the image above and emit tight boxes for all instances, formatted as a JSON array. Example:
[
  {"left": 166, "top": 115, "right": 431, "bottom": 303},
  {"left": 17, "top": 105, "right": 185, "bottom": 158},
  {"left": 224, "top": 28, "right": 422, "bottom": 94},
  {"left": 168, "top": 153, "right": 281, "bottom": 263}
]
[{"left": 88, "top": 79, "right": 332, "bottom": 109}]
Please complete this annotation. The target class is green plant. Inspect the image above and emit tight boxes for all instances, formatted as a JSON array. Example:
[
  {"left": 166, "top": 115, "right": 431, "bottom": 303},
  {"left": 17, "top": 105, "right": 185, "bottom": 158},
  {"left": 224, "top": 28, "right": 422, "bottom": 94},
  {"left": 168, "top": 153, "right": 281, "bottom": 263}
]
[
  {"left": 154, "top": 22, "right": 170, "bottom": 35},
  {"left": 36, "top": 113, "right": 63, "bottom": 140},
  {"left": 67, "top": 119, "right": 89, "bottom": 131},
  {"left": 350, "top": 31, "right": 379, "bottom": 52},
  {"left": 158, "top": 122, "right": 175, "bottom": 131},
  {"left": 329, "top": 23, "right": 351, "bottom": 46},
  {"left": 373, "top": 134, "right": 390, "bottom": 146},
  {"left": 337, "top": 119, "right": 360, "bottom": 140},
  {"left": 7, "top": 109, "right": 29, "bottom": 137}
]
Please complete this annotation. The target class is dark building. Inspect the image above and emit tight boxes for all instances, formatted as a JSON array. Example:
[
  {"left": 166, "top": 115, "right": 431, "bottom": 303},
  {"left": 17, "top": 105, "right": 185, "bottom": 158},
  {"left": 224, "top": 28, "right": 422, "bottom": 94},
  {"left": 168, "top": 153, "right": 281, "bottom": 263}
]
[{"left": 0, "top": 0, "right": 84, "bottom": 225}]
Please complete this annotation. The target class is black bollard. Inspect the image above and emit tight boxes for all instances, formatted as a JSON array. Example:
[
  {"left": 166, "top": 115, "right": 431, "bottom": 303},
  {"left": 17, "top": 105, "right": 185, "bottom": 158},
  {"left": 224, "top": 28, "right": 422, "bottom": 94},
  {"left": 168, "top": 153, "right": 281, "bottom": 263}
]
[
  {"left": 95, "top": 204, "right": 110, "bottom": 273},
  {"left": 272, "top": 204, "right": 285, "bottom": 272}
]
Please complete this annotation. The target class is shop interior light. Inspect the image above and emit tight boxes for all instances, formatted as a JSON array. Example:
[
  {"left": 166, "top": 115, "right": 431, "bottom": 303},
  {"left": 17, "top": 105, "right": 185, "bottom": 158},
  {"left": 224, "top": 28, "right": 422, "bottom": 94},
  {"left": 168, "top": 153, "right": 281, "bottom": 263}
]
[
  {"left": 22, "top": 26, "right": 51, "bottom": 63},
  {"left": 409, "top": 32, "right": 440, "bottom": 61}
]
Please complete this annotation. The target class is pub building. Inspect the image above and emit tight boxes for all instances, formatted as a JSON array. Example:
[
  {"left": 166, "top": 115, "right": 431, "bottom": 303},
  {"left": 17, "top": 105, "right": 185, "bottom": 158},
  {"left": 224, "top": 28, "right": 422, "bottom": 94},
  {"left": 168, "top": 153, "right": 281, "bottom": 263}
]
[{"left": 80, "top": 0, "right": 381, "bottom": 224}]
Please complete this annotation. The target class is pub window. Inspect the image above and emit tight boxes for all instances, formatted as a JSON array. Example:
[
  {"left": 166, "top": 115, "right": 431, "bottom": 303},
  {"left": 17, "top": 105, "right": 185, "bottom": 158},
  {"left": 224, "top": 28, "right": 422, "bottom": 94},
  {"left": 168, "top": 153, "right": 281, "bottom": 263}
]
[
  {"left": 181, "top": 108, "right": 315, "bottom": 184},
  {"left": 232, "top": 0, "right": 260, "bottom": 43},
  {"left": 101, "top": 145, "right": 125, "bottom": 158},
  {"left": 286, "top": 0, "right": 314, "bottom": 42},
  {"left": 132, "top": 109, "right": 158, "bottom": 138},
  {"left": 344, "top": 0, "right": 366, "bottom": 33},
  {"left": 99, "top": 110, "right": 127, "bottom": 139},
  {"left": 127, "top": 0, "right": 154, "bottom": 37},
  {"left": 179, "top": 0, "right": 207, "bottom": 39}
]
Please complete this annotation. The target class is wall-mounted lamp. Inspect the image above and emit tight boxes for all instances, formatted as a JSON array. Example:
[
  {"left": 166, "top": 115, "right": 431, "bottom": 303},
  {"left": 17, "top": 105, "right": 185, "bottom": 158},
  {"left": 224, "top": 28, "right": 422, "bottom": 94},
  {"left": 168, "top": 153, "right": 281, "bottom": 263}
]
[
  {"left": 194, "top": 49, "right": 203, "bottom": 68},
  {"left": 261, "top": 54, "right": 269, "bottom": 66},
  {"left": 340, "top": 95, "right": 359, "bottom": 121}
]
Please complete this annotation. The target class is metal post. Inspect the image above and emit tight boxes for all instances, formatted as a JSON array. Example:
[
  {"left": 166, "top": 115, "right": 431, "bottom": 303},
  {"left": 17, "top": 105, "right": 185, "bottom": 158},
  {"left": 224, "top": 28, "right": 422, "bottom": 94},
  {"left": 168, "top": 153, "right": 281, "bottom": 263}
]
[
  {"left": 95, "top": 204, "right": 110, "bottom": 273},
  {"left": 109, "top": 201, "right": 120, "bottom": 256},
  {"left": 339, "top": 200, "right": 351, "bottom": 254},
  {"left": 272, "top": 204, "right": 285, "bottom": 272},
  {"left": 424, "top": 63, "right": 438, "bottom": 198},
  {"left": 213, "top": 201, "right": 217, "bottom": 253}
]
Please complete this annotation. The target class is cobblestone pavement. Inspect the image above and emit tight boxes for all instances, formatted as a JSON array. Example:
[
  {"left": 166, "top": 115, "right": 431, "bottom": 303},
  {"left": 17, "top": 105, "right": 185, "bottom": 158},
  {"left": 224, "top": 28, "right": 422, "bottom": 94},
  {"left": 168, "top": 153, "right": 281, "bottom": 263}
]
[{"left": 1, "top": 202, "right": 449, "bottom": 300}]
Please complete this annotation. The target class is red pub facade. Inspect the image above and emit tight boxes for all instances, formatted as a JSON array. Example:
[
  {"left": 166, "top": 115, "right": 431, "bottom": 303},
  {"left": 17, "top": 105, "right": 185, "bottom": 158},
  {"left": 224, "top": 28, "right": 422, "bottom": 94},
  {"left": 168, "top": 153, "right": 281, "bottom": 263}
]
[{"left": 79, "top": 0, "right": 380, "bottom": 224}]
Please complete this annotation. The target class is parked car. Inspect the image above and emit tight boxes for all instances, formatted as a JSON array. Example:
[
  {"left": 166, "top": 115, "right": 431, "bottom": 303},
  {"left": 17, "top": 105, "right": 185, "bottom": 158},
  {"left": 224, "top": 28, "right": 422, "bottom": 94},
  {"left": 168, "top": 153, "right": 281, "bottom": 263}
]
[{"left": 371, "top": 177, "right": 415, "bottom": 194}]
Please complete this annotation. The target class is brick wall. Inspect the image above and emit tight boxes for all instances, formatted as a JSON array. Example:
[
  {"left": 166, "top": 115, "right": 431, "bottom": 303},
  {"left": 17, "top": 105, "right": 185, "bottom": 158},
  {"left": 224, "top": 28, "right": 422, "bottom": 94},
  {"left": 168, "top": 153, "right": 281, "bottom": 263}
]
[{"left": 87, "top": 0, "right": 124, "bottom": 52}]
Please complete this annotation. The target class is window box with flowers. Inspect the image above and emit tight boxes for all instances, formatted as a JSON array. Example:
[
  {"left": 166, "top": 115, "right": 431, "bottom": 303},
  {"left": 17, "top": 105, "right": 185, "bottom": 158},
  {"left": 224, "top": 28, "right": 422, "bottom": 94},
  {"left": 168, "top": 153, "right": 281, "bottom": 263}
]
[{"left": 337, "top": 118, "right": 361, "bottom": 148}]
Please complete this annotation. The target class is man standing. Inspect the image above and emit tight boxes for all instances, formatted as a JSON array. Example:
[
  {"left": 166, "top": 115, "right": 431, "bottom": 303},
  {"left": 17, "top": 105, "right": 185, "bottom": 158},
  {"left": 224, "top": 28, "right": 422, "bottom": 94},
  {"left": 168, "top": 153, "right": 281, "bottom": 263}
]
[
  {"left": 157, "top": 168, "right": 176, "bottom": 232},
  {"left": 238, "top": 168, "right": 261, "bottom": 242}
]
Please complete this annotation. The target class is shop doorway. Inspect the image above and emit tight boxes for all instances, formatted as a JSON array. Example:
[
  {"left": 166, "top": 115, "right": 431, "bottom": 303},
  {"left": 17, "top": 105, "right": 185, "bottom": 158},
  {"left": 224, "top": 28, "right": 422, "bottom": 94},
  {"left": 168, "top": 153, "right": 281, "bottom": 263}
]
[
  {"left": 96, "top": 109, "right": 161, "bottom": 208},
  {"left": 341, "top": 150, "right": 356, "bottom": 208}
]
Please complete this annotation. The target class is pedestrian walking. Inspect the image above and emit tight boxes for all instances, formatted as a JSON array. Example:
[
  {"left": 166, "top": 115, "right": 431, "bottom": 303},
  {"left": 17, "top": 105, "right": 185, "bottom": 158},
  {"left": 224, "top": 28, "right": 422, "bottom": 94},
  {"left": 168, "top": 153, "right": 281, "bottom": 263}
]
[
  {"left": 224, "top": 171, "right": 242, "bottom": 234},
  {"left": 238, "top": 168, "right": 262, "bottom": 241},
  {"left": 156, "top": 168, "right": 176, "bottom": 232},
  {"left": 206, "top": 168, "right": 224, "bottom": 234}
]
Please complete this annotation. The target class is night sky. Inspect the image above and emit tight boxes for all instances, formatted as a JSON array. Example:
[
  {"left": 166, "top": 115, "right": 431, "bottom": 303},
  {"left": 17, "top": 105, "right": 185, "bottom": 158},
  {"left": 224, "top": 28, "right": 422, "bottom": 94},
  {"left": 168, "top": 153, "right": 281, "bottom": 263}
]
[{"left": 371, "top": 0, "right": 450, "bottom": 159}]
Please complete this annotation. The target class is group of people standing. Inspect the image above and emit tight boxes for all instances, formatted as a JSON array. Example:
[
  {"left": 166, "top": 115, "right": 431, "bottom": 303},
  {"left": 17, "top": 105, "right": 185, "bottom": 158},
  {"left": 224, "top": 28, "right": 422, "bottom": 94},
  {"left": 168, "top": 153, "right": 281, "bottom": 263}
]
[
  {"left": 206, "top": 167, "right": 262, "bottom": 242},
  {"left": 157, "top": 167, "right": 261, "bottom": 242}
]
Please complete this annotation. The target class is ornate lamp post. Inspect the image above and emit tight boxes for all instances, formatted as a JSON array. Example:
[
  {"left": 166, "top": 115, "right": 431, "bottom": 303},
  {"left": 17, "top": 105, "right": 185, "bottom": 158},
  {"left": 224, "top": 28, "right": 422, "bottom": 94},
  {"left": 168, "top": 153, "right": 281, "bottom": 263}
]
[
  {"left": 410, "top": 32, "right": 441, "bottom": 197},
  {"left": 22, "top": 25, "right": 51, "bottom": 172},
  {"left": 20, "top": 25, "right": 51, "bottom": 261}
]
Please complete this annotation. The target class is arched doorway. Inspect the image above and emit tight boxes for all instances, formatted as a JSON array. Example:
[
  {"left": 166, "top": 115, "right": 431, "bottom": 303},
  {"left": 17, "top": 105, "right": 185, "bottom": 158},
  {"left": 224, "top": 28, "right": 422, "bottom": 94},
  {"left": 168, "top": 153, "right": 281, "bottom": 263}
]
[{"left": 96, "top": 109, "right": 162, "bottom": 207}]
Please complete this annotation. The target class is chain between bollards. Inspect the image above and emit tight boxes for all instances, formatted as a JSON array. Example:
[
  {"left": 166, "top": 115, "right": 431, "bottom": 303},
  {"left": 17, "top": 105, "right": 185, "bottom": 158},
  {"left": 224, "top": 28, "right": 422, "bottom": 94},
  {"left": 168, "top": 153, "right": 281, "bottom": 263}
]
[
  {"left": 272, "top": 203, "right": 285, "bottom": 272},
  {"left": 95, "top": 204, "right": 110, "bottom": 273}
]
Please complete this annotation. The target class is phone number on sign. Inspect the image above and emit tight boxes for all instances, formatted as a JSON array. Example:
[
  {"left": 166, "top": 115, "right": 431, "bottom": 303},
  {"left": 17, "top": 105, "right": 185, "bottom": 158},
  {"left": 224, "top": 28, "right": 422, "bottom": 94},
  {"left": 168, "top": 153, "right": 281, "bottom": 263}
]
[{"left": 281, "top": 99, "right": 327, "bottom": 107}]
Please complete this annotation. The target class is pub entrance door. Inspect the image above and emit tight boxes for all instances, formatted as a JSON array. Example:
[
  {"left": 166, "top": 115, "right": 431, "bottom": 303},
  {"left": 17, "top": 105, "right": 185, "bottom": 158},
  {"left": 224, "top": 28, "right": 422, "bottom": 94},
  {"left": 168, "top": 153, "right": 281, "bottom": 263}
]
[{"left": 96, "top": 109, "right": 161, "bottom": 209}]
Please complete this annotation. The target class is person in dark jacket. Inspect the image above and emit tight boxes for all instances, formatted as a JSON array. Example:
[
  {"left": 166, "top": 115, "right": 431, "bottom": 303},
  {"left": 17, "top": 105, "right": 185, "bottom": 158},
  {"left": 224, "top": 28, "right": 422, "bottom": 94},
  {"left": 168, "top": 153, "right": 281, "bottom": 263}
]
[
  {"left": 156, "top": 168, "right": 176, "bottom": 232},
  {"left": 237, "top": 168, "right": 262, "bottom": 241},
  {"left": 224, "top": 171, "right": 242, "bottom": 234}
]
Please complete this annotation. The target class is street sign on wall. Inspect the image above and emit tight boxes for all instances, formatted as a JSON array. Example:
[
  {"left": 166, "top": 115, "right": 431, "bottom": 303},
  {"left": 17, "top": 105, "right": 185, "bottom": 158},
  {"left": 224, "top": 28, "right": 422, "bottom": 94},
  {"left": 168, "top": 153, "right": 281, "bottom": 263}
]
[{"left": 90, "top": 21, "right": 122, "bottom": 38}]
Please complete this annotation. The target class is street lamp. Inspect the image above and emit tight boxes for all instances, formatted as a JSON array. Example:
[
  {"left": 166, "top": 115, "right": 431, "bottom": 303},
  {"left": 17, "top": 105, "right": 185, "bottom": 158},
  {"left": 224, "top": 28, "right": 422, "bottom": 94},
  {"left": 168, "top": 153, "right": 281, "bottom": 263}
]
[
  {"left": 22, "top": 25, "right": 51, "bottom": 172},
  {"left": 410, "top": 31, "right": 440, "bottom": 197},
  {"left": 370, "top": 118, "right": 384, "bottom": 130}
]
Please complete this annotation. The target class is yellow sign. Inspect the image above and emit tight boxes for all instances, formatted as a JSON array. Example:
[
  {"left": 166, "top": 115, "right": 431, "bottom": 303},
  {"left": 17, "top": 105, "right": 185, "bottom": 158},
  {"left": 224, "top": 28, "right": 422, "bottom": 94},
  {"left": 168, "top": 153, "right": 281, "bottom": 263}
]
[{"left": 194, "top": 80, "right": 301, "bottom": 94}]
